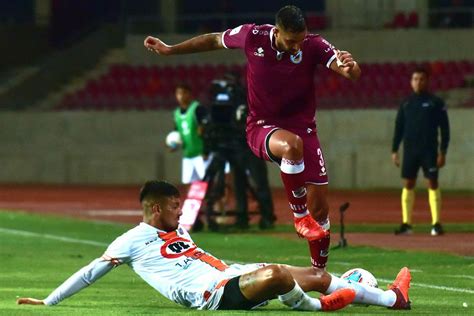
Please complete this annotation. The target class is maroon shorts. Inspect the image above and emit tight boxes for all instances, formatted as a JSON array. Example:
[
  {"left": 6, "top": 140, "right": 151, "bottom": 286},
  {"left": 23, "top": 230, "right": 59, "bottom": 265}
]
[{"left": 246, "top": 122, "right": 329, "bottom": 185}]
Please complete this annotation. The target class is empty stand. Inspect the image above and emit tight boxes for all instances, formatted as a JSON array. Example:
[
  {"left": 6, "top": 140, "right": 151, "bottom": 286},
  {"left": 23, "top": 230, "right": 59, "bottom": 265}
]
[{"left": 56, "top": 60, "right": 474, "bottom": 111}]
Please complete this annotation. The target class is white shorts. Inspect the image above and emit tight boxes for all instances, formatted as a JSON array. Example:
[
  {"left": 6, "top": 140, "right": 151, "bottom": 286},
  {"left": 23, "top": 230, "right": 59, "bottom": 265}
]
[
  {"left": 182, "top": 156, "right": 211, "bottom": 184},
  {"left": 202, "top": 263, "right": 267, "bottom": 310}
]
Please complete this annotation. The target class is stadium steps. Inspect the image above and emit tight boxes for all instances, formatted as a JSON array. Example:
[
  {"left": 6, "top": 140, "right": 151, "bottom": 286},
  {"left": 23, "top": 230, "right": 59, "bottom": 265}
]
[
  {"left": 36, "top": 49, "right": 128, "bottom": 111},
  {"left": 0, "top": 66, "right": 39, "bottom": 99},
  {"left": 0, "top": 24, "right": 122, "bottom": 111}
]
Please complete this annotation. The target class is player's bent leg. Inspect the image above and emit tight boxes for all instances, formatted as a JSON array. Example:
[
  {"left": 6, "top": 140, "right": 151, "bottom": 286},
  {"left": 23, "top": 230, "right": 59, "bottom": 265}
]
[
  {"left": 306, "top": 185, "right": 331, "bottom": 269},
  {"left": 282, "top": 265, "right": 331, "bottom": 292},
  {"left": 222, "top": 264, "right": 354, "bottom": 311},
  {"left": 267, "top": 130, "right": 326, "bottom": 241},
  {"left": 218, "top": 264, "right": 293, "bottom": 310}
]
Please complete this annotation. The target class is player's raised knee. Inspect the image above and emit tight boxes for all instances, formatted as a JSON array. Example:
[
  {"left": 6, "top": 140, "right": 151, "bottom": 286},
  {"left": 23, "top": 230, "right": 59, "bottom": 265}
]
[
  {"left": 261, "top": 264, "right": 293, "bottom": 288},
  {"left": 281, "top": 134, "right": 304, "bottom": 158}
]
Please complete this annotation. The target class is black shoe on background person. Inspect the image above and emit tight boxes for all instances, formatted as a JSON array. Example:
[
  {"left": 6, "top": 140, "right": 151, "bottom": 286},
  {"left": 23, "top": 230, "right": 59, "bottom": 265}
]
[
  {"left": 431, "top": 222, "right": 444, "bottom": 236},
  {"left": 394, "top": 223, "right": 413, "bottom": 235}
]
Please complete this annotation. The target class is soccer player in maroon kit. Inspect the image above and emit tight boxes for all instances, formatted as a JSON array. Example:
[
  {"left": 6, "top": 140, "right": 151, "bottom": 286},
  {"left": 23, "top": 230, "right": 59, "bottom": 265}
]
[{"left": 144, "top": 5, "right": 361, "bottom": 269}]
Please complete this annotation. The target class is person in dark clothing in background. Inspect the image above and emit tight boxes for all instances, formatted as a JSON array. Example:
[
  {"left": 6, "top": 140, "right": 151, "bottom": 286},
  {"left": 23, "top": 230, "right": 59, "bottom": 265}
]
[
  {"left": 223, "top": 72, "right": 276, "bottom": 230},
  {"left": 391, "top": 68, "right": 450, "bottom": 236}
]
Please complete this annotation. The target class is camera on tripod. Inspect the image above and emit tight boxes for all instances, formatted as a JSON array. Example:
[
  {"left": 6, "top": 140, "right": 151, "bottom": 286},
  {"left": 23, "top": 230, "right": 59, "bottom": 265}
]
[{"left": 202, "top": 79, "right": 247, "bottom": 152}]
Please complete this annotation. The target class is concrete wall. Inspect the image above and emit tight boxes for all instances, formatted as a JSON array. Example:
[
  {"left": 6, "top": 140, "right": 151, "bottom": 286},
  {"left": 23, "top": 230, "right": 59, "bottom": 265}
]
[
  {"left": 128, "top": 29, "right": 474, "bottom": 65},
  {"left": 1, "top": 109, "right": 472, "bottom": 189}
]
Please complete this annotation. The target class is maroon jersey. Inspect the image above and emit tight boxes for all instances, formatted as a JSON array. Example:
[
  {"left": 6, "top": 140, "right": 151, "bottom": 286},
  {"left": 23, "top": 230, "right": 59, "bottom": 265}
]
[{"left": 222, "top": 24, "right": 337, "bottom": 129}]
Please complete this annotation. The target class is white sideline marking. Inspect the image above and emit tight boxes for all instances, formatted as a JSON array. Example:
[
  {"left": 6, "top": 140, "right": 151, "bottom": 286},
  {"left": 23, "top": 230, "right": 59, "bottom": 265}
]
[
  {"left": 0, "top": 227, "right": 107, "bottom": 247},
  {"left": 85, "top": 210, "right": 142, "bottom": 216},
  {"left": 377, "top": 278, "right": 474, "bottom": 294},
  {"left": 444, "top": 274, "right": 474, "bottom": 280},
  {"left": 1, "top": 227, "right": 473, "bottom": 295}
]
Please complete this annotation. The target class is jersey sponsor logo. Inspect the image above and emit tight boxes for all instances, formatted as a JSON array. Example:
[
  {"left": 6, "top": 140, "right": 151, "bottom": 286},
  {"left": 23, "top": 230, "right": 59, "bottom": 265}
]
[
  {"left": 254, "top": 47, "right": 264, "bottom": 57},
  {"left": 161, "top": 237, "right": 197, "bottom": 258},
  {"left": 290, "top": 50, "right": 303, "bottom": 64},
  {"left": 229, "top": 25, "right": 243, "bottom": 36},
  {"left": 428, "top": 167, "right": 437, "bottom": 172},
  {"left": 422, "top": 102, "right": 431, "bottom": 107}
]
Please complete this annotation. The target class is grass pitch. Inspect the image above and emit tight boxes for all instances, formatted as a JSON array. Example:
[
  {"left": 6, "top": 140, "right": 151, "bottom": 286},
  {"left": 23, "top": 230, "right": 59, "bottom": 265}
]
[{"left": 0, "top": 210, "right": 473, "bottom": 315}]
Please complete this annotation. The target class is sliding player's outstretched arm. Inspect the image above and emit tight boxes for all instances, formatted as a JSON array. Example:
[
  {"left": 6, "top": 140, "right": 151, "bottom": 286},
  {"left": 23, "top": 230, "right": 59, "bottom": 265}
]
[
  {"left": 17, "top": 256, "right": 119, "bottom": 306},
  {"left": 144, "top": 32, "right": 224, "bottom": 56}
]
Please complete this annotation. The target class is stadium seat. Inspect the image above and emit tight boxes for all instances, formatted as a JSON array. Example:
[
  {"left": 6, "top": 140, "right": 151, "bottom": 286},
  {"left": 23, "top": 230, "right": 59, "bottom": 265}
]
[
  {"left": 385, "top": 12, "right": 408, "bottom": 29},
  {"left": 55, "top": 60, "right": 474, "bottom": 111},
  {"left": 406, "top": 11, "right": 419, "bottom": 28}
]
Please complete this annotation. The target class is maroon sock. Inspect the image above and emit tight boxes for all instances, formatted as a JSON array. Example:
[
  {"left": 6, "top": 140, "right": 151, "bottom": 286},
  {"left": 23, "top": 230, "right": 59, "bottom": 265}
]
[
  {"left": 308, "top": 230, "right": 331, "bottom": 268},
  {"left": 279, "top": 158, "right": 308, "bottom": 217}
]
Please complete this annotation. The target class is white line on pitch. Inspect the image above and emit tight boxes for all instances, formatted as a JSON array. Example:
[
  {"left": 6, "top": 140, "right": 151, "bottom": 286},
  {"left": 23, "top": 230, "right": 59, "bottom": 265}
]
[
  {"left": 0, "top": 227, "right": 107, "bottom": 247},
  {"left": 1, "top": 227, "right": 473, "bottom": 295},
  {"left": 377, "top": 278, "right": 474, "bottom": 294},
  {"left": 85, "top": 210, "right": 142, "bottom": 216},
  {"left": 444, "top": 274, "right": 474, "bottom": 280}
]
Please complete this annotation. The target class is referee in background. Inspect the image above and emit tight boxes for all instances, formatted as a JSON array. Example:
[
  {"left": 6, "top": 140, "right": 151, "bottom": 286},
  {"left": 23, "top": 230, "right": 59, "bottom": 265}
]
[{"left": 391, "top": 67, "right": 450, "bottom": 236}]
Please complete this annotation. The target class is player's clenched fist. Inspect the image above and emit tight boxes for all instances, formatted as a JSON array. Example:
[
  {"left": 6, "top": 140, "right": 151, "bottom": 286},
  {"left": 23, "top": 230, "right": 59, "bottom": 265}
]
[
  {"left": 17, "top": 297, "right": 45, "bottom": 305},
  {"left": 335, "top": 49, "right": 356, "bottom": 68},
  {"left": 144, "top": 36, "right": 171, "bottom": 55}
]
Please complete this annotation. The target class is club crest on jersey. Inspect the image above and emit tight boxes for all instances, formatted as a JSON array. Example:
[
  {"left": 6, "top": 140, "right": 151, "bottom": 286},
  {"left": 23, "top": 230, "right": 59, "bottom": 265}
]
[
  {"left": 161, "top": 237, "right": 197, "bottom": 258},
  {"left": 290, "top": 50, "right": 303, "bottom": 64},
  {"left": 254, "top": 47, "right": 264, "bottom": 57}
]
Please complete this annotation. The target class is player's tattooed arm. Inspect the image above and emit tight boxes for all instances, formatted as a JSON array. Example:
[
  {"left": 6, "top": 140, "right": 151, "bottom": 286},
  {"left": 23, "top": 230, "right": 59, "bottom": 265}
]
[{"left": 144, "top": 33, "right": 224, "bottom": 56}]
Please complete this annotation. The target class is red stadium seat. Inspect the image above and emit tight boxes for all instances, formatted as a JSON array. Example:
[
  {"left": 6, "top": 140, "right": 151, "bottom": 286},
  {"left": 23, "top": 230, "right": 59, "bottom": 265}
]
[
  {"left": 385, "top": 12, "right": 408, "bottom": 29},
  {"left": 406, "top": 11, "right": 419, "bottom": 28}
]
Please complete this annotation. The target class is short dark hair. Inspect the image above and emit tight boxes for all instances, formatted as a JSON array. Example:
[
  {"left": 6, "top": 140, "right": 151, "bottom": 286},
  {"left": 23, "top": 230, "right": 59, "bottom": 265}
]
[
  {"left": 139, "top": 180, "right": 180, "bottom": 203},
  {"left": 413, "top": 67, "right": 430, "bottom": 77},
  {"left": 275, "top": 5, "right": 306, "bottom": 33},
  {"left": 175, "top": 83, "right": 192, "bottom": 92}
]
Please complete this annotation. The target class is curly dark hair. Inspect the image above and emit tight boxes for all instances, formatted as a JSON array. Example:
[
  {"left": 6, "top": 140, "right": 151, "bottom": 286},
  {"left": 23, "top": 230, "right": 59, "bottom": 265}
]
[{"left": 275, "top": 5, "right": 306, "bottom": 33}]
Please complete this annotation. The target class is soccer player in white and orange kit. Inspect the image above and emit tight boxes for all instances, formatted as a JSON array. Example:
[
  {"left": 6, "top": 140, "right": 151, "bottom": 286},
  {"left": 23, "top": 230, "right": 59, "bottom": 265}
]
[{"left": 17, "top": 181, "right": 411, "bottom": 311}]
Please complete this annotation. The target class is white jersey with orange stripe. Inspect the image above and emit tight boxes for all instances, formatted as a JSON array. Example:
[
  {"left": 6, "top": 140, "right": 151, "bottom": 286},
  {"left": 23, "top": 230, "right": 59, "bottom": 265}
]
[{"left": 103, "top": 222, "right": 262, "bottom": 309}]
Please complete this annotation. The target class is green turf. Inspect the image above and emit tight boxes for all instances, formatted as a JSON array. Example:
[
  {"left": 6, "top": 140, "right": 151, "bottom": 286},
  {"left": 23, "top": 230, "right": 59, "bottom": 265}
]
[{"left": 1, "top": 210, "right": 473, "bottom": 315}]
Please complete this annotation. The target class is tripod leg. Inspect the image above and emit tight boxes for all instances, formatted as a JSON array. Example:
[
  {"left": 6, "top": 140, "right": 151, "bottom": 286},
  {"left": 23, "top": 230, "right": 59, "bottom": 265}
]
[
  {"left": 332, "top": 202, "right": 350, "bottom": 249},
  {"left": 339, "top": 202, "right": 349, "bottom": 248},
  {"left": 202, "top": 156, "right": 225, "bottom": 231}
]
